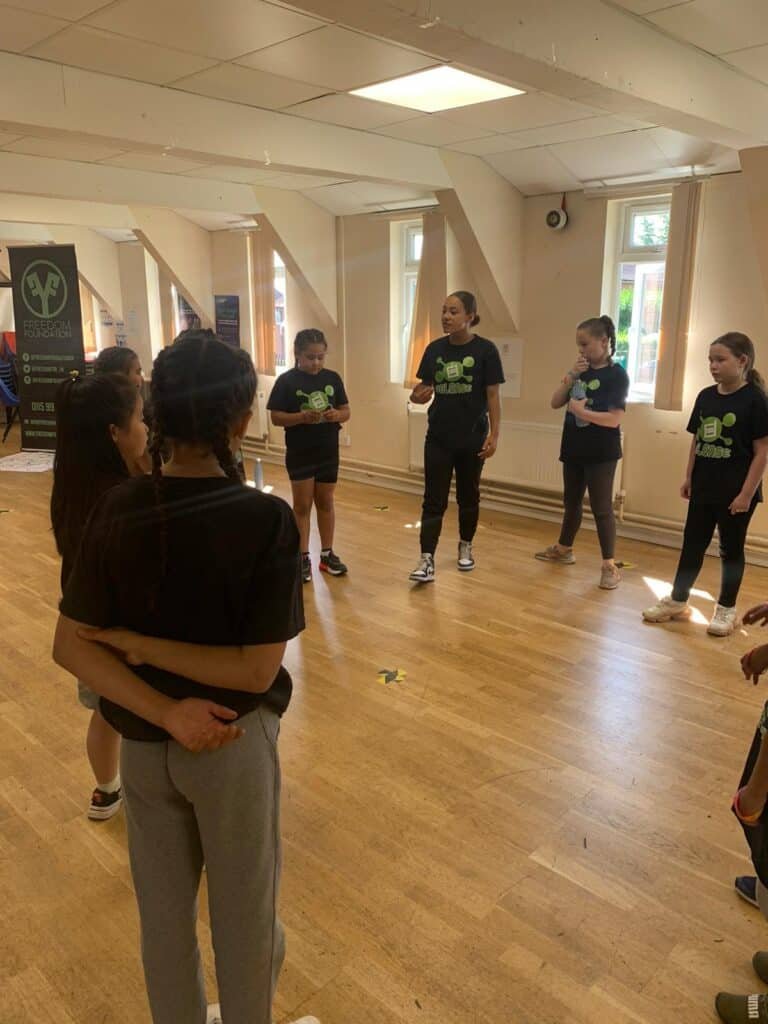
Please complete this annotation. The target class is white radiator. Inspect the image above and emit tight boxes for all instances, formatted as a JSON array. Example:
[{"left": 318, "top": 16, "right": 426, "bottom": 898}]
[
  {"left": 247, "top": 388, "right": 269, "bottom": 440},
  {"left": 407, "top": 409, "right": 620, "bottom": 494}
]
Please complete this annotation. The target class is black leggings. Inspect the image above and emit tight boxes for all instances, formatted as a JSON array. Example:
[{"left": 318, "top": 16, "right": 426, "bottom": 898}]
[
  {"left": 671, "top": 498, "right": 758, "bottom": 607},
  {"left": 419, "top": 437, "right": 483, "bottom": 555},
  {"left": 559, "top": 460, "right": 618, "bottom": 560}
]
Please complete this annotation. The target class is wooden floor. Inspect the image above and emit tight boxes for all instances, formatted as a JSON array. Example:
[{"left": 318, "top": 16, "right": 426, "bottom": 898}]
[{"left": 3, "top": 421, "right": 768, "bottom": 1023}]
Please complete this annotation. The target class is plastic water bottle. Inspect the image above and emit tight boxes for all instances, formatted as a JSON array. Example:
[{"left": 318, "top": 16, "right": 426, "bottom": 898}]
[
  {"left": 253, "top": 457, "right": 264, "bottom": 490},
  {"left": 571, "top": 379, "right": 589, "bottom": 428}
]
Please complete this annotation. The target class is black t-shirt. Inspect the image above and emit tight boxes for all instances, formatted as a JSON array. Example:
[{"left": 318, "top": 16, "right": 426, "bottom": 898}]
[
  {"left": 560, "top": 363, "right": 629, "bottom": 464},
  {"left": 416, "top": 336, "right": 505, "bottom": 450},
  {"left": 687, "top": 383, "right": 768, "bottom": 504},
  {"left": 267, "top": 368, "right": 349, "bottom": 451},
  {"left": 60, "top": 476, "right": 304, "bottom": 741}
]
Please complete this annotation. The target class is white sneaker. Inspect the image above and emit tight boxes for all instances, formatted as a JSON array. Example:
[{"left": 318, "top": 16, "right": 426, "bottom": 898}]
[
  {"left": 642, "top": 595, "right": 691, "bottom": 623},
  {"left": 457, "top": 541, "right": 475, "bottom": 572},
  {"left": 708, "top": 604, "right": 739, "bottom": 636},
  {"left": 207, "top": 1005, "right": 221, "bottom": 1024},
  {"left": 288, "top": 1018, "right": 321, "bottom": 1024},
  {"left": 409, "top": 553, "right": 435, "bottom": 583}
]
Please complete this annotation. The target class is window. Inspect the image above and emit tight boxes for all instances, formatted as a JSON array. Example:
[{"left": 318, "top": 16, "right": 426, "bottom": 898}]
[
  {"left": 605, "top": 198, "right": 671, "bottom": 402},
  {"left": 389, "top": 219, "right": 423, "bottom": 383},
  {"left": 273, "top": 250, "right": 288, "bottom": 375}
]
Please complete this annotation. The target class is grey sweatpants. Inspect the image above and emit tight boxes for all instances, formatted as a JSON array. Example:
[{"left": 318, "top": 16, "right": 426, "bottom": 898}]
[{"left": 121, "top": 706, "right": 285, "bottom": 1024}]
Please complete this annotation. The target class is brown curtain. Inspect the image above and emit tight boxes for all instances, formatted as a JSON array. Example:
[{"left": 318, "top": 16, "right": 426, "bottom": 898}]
[
  {"left": 404, "top": 209, "right": 447, "bottom": 388},
  {"left": 250, "top": 228, "right": 276, "bottom": 376},
  {"left": 654, "top": 180, "right": 703, "bottom": 411}
]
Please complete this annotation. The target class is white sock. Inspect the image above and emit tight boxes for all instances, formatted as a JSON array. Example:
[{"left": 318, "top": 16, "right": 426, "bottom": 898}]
[
  {"left": 321, "top": 548, "right": 331, "bottom": 557},
  {"left": 97, "top": 775, "right": 120, "bottom": 794}
]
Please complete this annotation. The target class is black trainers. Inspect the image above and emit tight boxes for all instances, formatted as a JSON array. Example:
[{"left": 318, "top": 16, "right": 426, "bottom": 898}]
[
  {"left": 716, "top": 992, "right": 768, "bottom": 1023},
  {"left": 88, "top": 786, "right": 122, "bottom": 821},
  {"left": 735, "top": 875, "right": 759, "bottom": 908},
  {"left": 301, "top": 553, "right": 312, "bottom": 583},
  {"left": 319, "top": 550, "right": 347, "bottom": 576}
]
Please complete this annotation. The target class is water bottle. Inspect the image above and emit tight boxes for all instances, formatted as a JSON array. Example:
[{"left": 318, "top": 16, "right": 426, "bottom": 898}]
[
  {"left": 571, "top": 378, "right": 589, "bottom": 428},
  {"left": 253, "top": 457, "right": 264, "bottom": 490}
]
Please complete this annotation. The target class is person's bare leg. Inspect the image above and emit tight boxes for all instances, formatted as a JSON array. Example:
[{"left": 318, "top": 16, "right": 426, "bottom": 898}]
[
  {"left": 290, "top": 479, "right": 315, "bottom": 552},
  {"left": 314, "top": 482, "right": 336, "bottom": 551},
  {"left": 86, "top": 708, "right": 121, "bottom": 786}
]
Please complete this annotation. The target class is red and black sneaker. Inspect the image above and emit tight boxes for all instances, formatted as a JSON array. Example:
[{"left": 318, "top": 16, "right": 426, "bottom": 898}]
[
  {"left": 319, "top": 550, "right": 348, "bottom": 576},
  {"left": 88, "top": 786, "right": 123, "bottom": 821}
]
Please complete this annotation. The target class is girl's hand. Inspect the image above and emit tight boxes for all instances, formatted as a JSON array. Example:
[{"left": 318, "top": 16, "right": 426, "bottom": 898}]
[
  {"left": 680, "top": 479, "right": 692, "bottom": 500},
  {"left": 741, "top": 645, "right": 768, "bottom": 684},
  {"left": 301, "top": 409, "right": 323, "bottom": 424},
  {"left": 409, "top": 383, "right": 434, "bottom": 405},
  {"left": 479, "top": 434, "right": 498, "bottom": 460},
  {"left": 730, "top": 492, "right": 752, "bottom": 514},
  {"left": 568, "top": 398, "right": 588, "bottom": 417},
  {"left": 571, "top": 354, "right": 589, "bottom": 377},
  {"left": 78, "top": 625, "right": 145, "bottom": 665},
  {"left": 162, "top": 698, "right": 243, "bottom": 752},
  {"left": 744, "top": 603, "right": 768, "bottom": 627},
  {"left": 323, "top": 408, "right": 341, "bottom": 422}
]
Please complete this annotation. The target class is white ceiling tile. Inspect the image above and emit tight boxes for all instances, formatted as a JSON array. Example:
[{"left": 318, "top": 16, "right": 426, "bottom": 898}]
[
  {"left": 444, "top": 92, "right": 602, "bottom": 134},
  {"left": 182, "top": 164, "right": 277, "bottom": 184},
  {"left": 301, "top": 184, "right": 369, "bottom": 215},
  {"left": 648, "top": 0, "right": 768, "bottom": 55},
  {"left": 484, "top": 149, "right": 582, "bottom": 195},
  {"left": 27, "top": 26, "right": 217, "bottom": 84},
  {"left": 3, "top": 136, "right": 127, "bottom": 161},
  {"left": 238, "top": 25, "right": 437, "bottom": 91},
  {"left": 611, "top": 0, "right": 693, "bottom": 12},
  {"left": 174, "top": 209, "right": 256, "bottom": 231},
  {"left": 0, "top": 5, "right": 68, "bottom": 51},
  {"left": 725, "top": 44, "right": 768, "bottom": 85},
  {"left": 285, "top": 93, "right": 421, "bottom": 130},
  {"left": 448, "top": 115, "right": 652, "bottom": 155},
  {"left": 550, "top": 131, "right": 671, "bottom": 180},
  {"left": 171, "top": 63, "right": 326, "bottom": 109},
  {"left": 14, "top": 0, "right": 112, "bottom": 17},
  {"left": 645, "top": 126, "right": 719, "bottom": 165},
  {"left": 86, "top": 0, "right": 325, "bottom": 60},
  {"left": 257, "top": 172, "right": 351, "bottom": 190},
  {"left": 375, "top": 115, "right": 493, "bottom": 146},
  {"left": 100, "top": 153, "right": 209, "bottom": 173}
]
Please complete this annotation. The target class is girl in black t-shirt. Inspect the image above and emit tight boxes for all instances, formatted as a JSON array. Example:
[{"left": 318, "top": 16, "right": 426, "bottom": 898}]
[
  {"left": 54, "top": 333, "right": 313, "bottom": 1024},
  {"left": 536, "top": 315, "right": 628, "bottom": 591},
  {"left": 643, "top": 332, "right": 768, "bottom": 637},
  {"left": 50, "top": 372, "right": 148, "bottom": 821},
  {"left": 268, "top": 328, "right": 350, "bottom": 583},
  {"left": 408, "top": 291, "right": 504, "bottom": 583}
]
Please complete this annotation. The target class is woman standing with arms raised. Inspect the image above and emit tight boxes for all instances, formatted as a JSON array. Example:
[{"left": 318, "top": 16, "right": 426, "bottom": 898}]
[{"left": 408, "top": 291, "right": 504, "bottom": 583}]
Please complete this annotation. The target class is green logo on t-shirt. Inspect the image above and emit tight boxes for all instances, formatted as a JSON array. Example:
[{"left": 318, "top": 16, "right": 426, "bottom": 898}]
[
  {"left": 296, "top": 385, "right": 334, "bottom": 412},
  {"left": 434, "top": 355, "right": 474, "bottom": 394},
  {"left": 696, "top": 411, "right": 736, "bottom": 459}
]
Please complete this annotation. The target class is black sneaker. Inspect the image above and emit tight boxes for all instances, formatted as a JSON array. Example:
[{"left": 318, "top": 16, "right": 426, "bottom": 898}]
[
  {"left": 301, "top": 553, "right": 312, "bottom": 584},
  {"left": 409, "top": 553, "right": 435, "bottom": 583},
  {"left": 716, "top": 992, "right": 768, "bottom": 1024},
  {"left": 319, "top": 550, "right": 347, "bottom": 576},
  {"left": 735, "top": 875, "right": 759, "bottom": 908},
  {"left": 88, "top": 786, "right": 122, "bottom": 821}
]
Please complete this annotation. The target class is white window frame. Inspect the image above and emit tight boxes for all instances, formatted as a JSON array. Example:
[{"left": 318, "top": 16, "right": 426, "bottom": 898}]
[
  {"left": 389, "top": 218, "right": 423, "bottom": 384},
  {"left": 603, "top": 196, "right": 671, "bottom": 404}
]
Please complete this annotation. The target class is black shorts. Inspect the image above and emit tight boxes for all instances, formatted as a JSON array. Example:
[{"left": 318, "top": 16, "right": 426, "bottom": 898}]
[{"left": 285, "top": 445, "right": 339, "bottom": 483}]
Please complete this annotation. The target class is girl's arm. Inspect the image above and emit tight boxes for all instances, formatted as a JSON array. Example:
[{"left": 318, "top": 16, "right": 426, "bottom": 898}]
[
  {"left": 76, "top": 626, "right": 287, "bottom": 694},
  {"left": 681, "top": 435, "right": 697, "bottom": 499},
  {"left": 567, "top": 400, "right": 624, "bottom": 429},
  {"left": 731, "top": 436, "right": 768, "bottom": 512},
  {"left": 551, "top": 377, "right": 573, "bottom": 409},
  {"left": 480, "top": 385, "right": 501, "bottom": 459},
  {"left": 270, "top": 409, "right": 320, "bottom": 426},
  {"left": 323, "top": 403, "right": 350, "bottom": 424},
  {"left": 53, "top": 616, "right": 243, "bottom": 750}
]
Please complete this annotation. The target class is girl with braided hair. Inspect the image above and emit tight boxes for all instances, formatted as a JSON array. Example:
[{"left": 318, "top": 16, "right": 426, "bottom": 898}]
[{"left": 53, "top": 332, "right": 315, "bottom": 1024}]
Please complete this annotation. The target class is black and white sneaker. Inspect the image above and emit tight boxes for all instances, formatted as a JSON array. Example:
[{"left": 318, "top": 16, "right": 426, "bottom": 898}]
[
  {"left": 319, "top": 550, "right": 348, "bottom": 576},
  {"left": 301, "top": 553, "right": 312, "bottom": 584},
  {"left": 735, "top": 875, "right": 759, "bottom": 908},
  {"left": 457, "top": 541, "right": 475, "bottom": 572},
  {"left": 409, "top": 553, "right": 435, "bottom": 583},
  {"left": 88, "top": 786, "right": 122, "bottom": 821}
]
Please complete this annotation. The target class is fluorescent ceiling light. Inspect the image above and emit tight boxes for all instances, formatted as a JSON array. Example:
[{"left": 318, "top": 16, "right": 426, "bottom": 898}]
[{"left": 351, "top": 66, "right": 524, "bottom": 113}]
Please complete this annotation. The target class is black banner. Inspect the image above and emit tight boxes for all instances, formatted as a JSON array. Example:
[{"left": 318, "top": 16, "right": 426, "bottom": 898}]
[
  {"left": 8, "top": 245, "right": 84, "bottom": 451},
  {"left": 215, "top": 294, "right": 240, "bottom": 348}
]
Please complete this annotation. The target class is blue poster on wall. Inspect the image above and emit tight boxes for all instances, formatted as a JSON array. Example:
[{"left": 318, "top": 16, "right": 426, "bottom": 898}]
[{"left": 215, "top": 294, "right": 240, "bottom": 348}]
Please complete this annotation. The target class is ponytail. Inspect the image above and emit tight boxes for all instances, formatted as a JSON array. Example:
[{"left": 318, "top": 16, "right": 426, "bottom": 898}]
[
  {"left": 748, "top": 367, "right": 766, "bottom": 393},
  {"left": 578, "top": 315, "right": 616, "bottom": 357}
]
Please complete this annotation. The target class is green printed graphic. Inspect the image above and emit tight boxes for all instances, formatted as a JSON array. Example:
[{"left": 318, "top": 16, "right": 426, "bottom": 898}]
[
  {"left": 296, "top": 384, "right": 335, "bottom": 412},
  {"left": 21, "top": 260, "right": 68, "bottom": 319}
]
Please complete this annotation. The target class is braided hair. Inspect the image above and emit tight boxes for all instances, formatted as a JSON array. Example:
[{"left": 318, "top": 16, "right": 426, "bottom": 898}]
[
  {"left": 578, "top": 315, "right": 617, "bottom": 358},
  {"left": 93, "top": 345, "right": 139, "bottom": 377},
  {"left": 148, "top": 330, "right": 256, "bottom": 598}
]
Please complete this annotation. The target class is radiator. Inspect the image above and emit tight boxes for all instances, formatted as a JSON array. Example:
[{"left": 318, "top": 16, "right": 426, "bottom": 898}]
[
  {"left": 407, "top": 409, "right": 620, "bottom": 495},
  {"left": 247, "top": 388, "right": 269, "bottom": 440}
]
